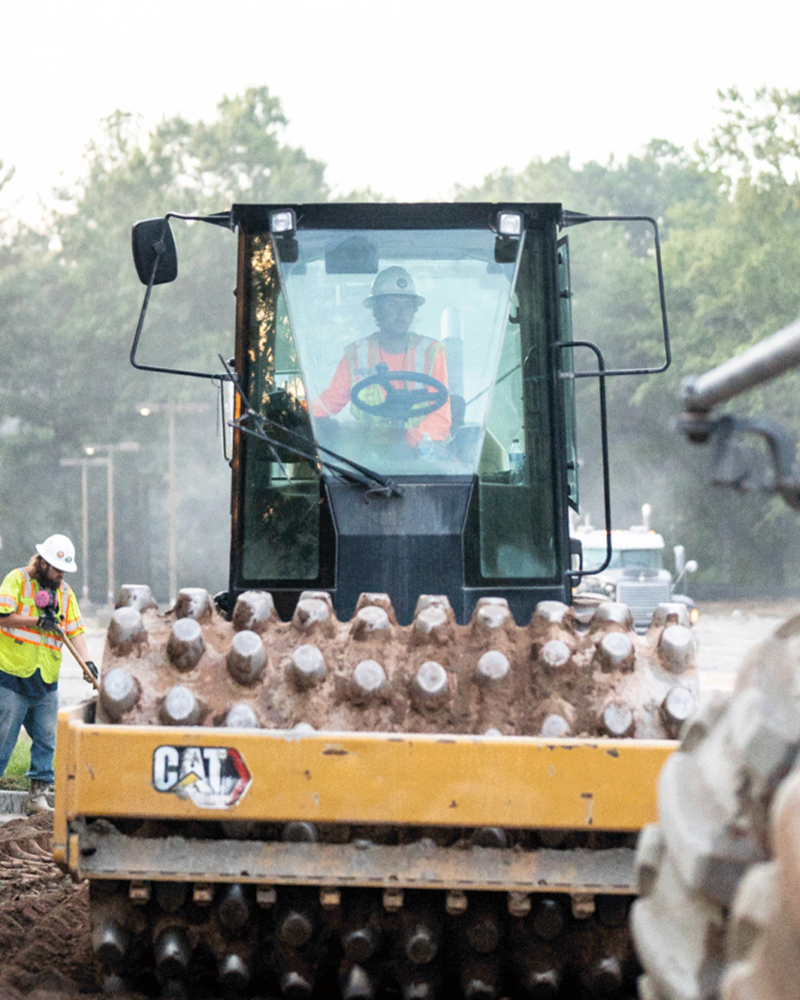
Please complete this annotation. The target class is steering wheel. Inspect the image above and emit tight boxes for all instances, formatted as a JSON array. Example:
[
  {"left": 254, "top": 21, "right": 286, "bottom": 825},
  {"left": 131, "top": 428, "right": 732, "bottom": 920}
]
[{"left": 350, "top": 363, "right": 448, "bottom": 425}]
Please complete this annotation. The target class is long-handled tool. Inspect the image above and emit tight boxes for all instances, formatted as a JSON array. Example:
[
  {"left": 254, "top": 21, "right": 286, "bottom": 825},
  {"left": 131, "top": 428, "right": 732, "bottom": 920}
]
[
  {"left": 57, "top": 625, "right": 101, "bottom": 693},
  {"left": 35, "top": 590, "right": 101, "bottom": 693}
]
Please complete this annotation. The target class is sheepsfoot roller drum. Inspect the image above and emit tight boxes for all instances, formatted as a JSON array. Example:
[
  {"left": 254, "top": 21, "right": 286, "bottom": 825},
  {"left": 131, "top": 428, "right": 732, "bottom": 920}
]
[{"left": 53, "top": 585, "right": 696, "bottom": 998}]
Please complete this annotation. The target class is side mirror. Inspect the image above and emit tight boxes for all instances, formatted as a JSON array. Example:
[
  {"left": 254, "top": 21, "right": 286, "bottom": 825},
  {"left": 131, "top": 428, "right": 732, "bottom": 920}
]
[
  {"left": 673, "top": 547, "right": 698, "bottom": 587},
  {"left": 132, "top": 218, "right": 178, "bottom": 286}
]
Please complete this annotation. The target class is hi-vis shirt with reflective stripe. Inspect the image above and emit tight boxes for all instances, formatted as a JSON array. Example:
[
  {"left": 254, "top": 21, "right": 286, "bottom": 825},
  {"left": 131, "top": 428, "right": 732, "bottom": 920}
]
[
  {"left": 347, "top": 333, "right": 440, "bottom": 388},
  {"left": 0, "top": 568, "right": 85, "bottom": 684},
  {"left": 311, "top": 332, "right": 451, "bottom": 445}
]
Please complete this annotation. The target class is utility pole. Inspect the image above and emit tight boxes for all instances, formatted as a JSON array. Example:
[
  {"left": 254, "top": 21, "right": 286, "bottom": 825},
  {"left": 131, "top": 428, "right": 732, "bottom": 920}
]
[
  {"left": 82, "top": 442, "right": 140, "bottom": 606},
  {"left": 137, "top": 402, "right": 209, "bottom": 604},
  {"left": 60, "top": 454, "right": 104, "bottom": 603}
]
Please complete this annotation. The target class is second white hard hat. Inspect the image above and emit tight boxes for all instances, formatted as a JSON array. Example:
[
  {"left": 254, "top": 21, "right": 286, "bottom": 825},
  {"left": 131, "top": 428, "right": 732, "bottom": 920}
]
[{"left": 36, "top": 534, "right": 78, "bottom": 572}]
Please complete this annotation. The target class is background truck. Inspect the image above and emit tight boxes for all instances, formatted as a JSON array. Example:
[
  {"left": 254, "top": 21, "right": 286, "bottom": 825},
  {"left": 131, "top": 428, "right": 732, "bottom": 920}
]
[
  {"left": 574, "top": 506, "right": 698, "bottom": 631},
  {"left": 54, "top": 202, "right": 696, "bottom": 999}
]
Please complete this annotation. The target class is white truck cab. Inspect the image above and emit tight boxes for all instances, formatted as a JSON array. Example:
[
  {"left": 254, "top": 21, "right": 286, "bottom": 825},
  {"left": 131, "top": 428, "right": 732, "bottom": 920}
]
[{"left": 574, "top": 524, "right": 698, "bottom": 631}]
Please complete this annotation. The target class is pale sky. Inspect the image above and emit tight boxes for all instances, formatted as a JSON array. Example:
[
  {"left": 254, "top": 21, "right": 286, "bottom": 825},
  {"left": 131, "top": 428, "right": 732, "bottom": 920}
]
[{"left": 3, "top": 0, "right": 800, "bottom": 222}]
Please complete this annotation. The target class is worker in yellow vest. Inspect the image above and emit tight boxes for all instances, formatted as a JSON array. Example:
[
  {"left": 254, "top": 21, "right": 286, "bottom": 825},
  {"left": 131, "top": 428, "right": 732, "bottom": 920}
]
[{"left": 0, "top": 534, "right": 96, "bottom": 814}]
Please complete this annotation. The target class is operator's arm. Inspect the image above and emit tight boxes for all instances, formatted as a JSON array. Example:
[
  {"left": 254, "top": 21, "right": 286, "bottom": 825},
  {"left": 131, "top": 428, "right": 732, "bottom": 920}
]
[
  {"left": 310, "top": 355, "right": 352, "bottom": 418},
  {"left": 407, "top": 348, "right": 452, "bottom": 447}
]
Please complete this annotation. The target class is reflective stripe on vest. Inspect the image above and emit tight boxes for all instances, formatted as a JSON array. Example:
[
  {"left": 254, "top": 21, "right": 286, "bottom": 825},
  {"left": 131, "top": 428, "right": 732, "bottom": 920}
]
[
  {"left": 0, "top": 569, "right": 77, "bottom": 683},
  {"left": 346, "top": 334, "right": 441, "bottom": 426}
]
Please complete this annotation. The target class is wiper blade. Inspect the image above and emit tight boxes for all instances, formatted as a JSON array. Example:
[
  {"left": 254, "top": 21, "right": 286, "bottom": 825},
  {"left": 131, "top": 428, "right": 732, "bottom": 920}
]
[
  {"left": 233, "top": 410, "right": 401, "bottom": 496},
  {"left": 223, "top": 358, "right": 401, "bottom": 497}
]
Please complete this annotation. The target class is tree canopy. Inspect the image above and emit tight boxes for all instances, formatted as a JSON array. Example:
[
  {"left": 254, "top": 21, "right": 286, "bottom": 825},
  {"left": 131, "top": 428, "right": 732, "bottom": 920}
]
[
  {"left": 3, "top": 85, "right": 800, "bottom": 599},
  {"left": 0, "top": 87, "right": 333, "bottom": 599},
  {"left": 459, "top": 89, "right": 800, "bottom": 589}
]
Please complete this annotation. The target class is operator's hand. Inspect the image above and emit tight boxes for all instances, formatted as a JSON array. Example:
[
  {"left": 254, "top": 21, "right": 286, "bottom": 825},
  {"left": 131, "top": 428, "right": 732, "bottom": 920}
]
[
  {"left": 37, "top": 615, "right": 62, "bottom": 634},
  {"left": 84, "top": 661, "right": 99, "bottom": 680}
]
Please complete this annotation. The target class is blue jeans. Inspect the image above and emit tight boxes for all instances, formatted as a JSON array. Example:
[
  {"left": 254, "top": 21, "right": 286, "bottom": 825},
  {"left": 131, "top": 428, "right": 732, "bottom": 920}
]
[{"left": 0, "top": 683, "right": 59, "bottom": 784}]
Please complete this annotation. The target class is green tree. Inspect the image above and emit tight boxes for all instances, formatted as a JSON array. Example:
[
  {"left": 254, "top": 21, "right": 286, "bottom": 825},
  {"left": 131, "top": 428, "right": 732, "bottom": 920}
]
[
  {"left": 456, "top": 106, "right": 800, "bottom": 592},
  {"left": 0, "top": 88, "right": 333, "bottom": 600},
  {"left": 701, "top": 86, "right": 800, "bottom": 189}
]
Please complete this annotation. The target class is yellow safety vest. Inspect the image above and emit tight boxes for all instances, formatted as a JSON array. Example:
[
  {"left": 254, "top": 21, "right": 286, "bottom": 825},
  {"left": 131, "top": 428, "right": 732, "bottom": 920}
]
[{"left": 0, "top": 568, "right": 85, "bottom": 684}]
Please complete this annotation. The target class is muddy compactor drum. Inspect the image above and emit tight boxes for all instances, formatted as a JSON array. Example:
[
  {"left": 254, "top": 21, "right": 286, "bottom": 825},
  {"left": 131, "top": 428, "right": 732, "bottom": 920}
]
[
  {"left": 53, "top": 588, "right": 694, "bottom": 999},
  {"left": 53, "top": 201, "right": 686, "bottom": 997}
]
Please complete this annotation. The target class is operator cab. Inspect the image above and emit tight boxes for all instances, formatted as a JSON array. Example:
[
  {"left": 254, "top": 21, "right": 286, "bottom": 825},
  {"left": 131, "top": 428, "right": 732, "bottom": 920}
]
[
  {"left": 131, "top": 202, "right": 671, "bottom": 625},
  {"left": 231, "top": 204, "right": 573, "bottom": 623}
]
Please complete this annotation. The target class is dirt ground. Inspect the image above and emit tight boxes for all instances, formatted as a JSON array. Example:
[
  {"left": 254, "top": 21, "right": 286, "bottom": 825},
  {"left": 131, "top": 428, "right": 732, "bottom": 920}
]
[
  {"left": 0, "top": 813, "right": 156, "bottom": 1000},
  {"left": 3, "top": 598, "right": 795, "bottom": 999},
  {"left": 0, "top": 813, "right": 95, "bottom": 999}
]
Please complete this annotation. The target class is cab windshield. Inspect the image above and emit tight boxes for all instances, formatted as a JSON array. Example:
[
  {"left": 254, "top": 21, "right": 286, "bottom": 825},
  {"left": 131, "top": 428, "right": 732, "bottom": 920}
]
[
  {"left": 584, "top": 548, "right": 664, "bottom": 571},
  {"left": 238, "top": 216, "right": 560, "bottom": 584},
  {"left": 269, "top": 227, "right": 518, "bottom": 477}
]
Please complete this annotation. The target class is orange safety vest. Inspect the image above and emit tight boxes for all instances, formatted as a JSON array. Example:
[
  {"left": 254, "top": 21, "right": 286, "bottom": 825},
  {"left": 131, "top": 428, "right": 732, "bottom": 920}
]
[
  {"left": 0, "top": 568, "right": 85, "bottom": 683},
  {"left": 344, "top": 333, "right": 448, "bottom": 430}
]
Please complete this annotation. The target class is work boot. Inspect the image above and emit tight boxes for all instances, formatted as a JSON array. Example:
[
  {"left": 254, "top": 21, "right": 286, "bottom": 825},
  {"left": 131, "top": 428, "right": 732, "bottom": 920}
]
[{"left": 26, "top": 779, "right": 53, "bottom": 815}]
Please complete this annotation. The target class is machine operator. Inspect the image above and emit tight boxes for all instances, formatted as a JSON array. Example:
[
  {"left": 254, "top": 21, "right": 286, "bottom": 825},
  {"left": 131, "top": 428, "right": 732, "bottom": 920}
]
[{"left": 310, "top": 266, "right": 452, "bottom": 448}]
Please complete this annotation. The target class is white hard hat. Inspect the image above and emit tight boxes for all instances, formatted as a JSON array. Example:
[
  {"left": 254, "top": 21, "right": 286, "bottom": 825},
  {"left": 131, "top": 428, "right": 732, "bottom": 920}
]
[
  {"left": 36, "top": 534, "right": 78, "bottom": 573},
  {"left": 363, "top": 266, "right": 425, "bottom": 307}
]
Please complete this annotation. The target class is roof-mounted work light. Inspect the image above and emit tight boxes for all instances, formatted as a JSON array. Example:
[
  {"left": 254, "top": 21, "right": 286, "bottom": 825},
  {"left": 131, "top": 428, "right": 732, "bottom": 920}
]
[
  {"left": 494, "top": 212, "right": 523, "bottom": 264},
  {"left": 497, "top": 211, "right": 523, "bottom": 237},
  {"left": 270, "top": 209, "right": 297, "bottom": 235}
]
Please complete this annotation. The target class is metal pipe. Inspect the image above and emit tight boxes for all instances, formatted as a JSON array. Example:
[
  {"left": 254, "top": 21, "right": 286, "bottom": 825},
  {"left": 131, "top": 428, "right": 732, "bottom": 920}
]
[{"left": 681, "top": 317, "right": 800, "bottom": 414}]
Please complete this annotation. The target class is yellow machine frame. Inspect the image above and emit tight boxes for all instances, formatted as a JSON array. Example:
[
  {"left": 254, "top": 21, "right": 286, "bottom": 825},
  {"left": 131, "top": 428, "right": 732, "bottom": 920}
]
[{"left": 54, "top": 702, "right": 675, "bottom": 895}]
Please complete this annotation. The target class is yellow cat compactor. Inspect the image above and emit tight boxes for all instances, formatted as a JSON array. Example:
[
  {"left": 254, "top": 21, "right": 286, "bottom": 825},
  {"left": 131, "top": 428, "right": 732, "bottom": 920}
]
[{"left": 54, "top": 203, "right": 693, "bottom": 998}]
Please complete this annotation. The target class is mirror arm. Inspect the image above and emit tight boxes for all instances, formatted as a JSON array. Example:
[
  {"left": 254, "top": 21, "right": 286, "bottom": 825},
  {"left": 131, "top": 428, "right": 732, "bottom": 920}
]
[
  {"left": 560, "top": 212, "right": 671, "bottom": 378},
  {"left": 130, "top": 213, "right": 236, "bottom": 381}
]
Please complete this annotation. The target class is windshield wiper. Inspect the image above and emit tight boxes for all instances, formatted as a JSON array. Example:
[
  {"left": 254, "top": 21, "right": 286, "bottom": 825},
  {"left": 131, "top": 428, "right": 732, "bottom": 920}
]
[{"left": 223, "top": 359, "right": 401, "bottom": 497}]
